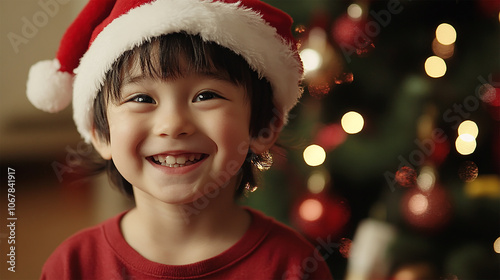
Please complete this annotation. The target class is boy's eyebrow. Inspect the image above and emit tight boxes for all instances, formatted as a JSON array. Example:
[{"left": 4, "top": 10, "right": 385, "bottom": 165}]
[{"left": 198, "top": 70, "right": 233, "bottom": 83}]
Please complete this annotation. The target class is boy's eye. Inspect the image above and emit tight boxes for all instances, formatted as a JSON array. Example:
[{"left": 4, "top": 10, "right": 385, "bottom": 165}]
[
  {"left": 128, "top": 94, "right": 156, "bottom": 104},
  {"left": 193, "top": 91, "right": 224, "bottom": 102}
]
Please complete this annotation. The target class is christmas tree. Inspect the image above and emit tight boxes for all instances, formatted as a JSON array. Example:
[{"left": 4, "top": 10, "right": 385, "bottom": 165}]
[{"left": 243, "top": 0, "right": 500, "bottom": 279}]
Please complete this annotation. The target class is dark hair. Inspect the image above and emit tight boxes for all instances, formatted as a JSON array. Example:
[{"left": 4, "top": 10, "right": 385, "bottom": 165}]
[{"left": 91, "top": 32, "right": 277, "bottom": 198}]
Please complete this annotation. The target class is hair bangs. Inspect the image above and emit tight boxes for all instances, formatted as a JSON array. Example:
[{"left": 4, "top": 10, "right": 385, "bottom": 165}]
[{"left": 103, "top": 33, "right": 253, "bottom": 105}]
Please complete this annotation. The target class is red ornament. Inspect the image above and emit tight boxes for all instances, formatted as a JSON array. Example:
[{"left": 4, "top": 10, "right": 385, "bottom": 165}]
[
  {"left": 428, "top": 139, "right": 450, "bottom": 167},
  {"left": 401, "top": 185, "right": 452, "bottom": 232},
  {"left": 331, "top": 14, "right": 374, "bottom": 57},
  {"left": 292, "top": 193, "right": 350, "bottom": 240},
  {"left": 331, "top": 14, "right": 368, "bottom": 47},
  {"left": 338, "top": 238, "right": 352, "bottom": 258},
  {"left": 395, "top": 166, "right": 417, "bottom": 187}
]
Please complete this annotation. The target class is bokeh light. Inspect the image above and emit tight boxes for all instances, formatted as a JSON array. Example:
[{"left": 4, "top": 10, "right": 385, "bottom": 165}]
[
  {"left": 425, "top": 56, "right": 447, "bottom": 78},
  {"left": 401, "top": 186, "right": 452, "bottom": 231},
  {"left": 347, "top": 4, "right": 362, "bottom": 19},
  {"left": 341, "top": 111, "right": 364, "bottom": 134},
  {"left": 432, "top": 38, "right": 454, "bottom": 59},
  {"left": 464, "top": 175, "right": 500, "bottom": 198},
  {"left": 299, "top": 198, "right": 323, "bottom": 221},
  {"left": 293, "top": 194, "right": 351, "bottom": 239},
  {"left": 494, "top": 237, "right": 500, "bottom": 253},
  {"left": 455, "top": 135, "right": 477, "bottom": 155},
  {"left": 458, "top": 120, "right": 479, "bottom": 138},
  {"left": 307, "top": 171, "right": 328, "bottom": 194},
  {"left": 478, "top": 83, "right": 498, "bottom": 104},
  {"left": 303, "top": 144, "right": 327, "bottom": 166},
  {"left": 435, "top": 23, "right": 457, "bottom": 45},
  {"left": 408, "top": 193, "right": 429, "bottom": 215},
  {"left": 300, "top": 48, "right": 322, "bottom": 74},
  {"left": 314, "top": 123, "right": 347, "bottom": 151},
  {"left": 417, "top": 166, "right": 436, "bottom": 191}
]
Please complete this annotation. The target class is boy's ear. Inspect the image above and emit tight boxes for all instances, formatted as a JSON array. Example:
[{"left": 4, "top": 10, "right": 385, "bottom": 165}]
[
  {"left": 90, "top": 129, "right": 112, "bottom": 160},
  {"left": 249, "top": 118, "right": 283, "bottom": 155}
]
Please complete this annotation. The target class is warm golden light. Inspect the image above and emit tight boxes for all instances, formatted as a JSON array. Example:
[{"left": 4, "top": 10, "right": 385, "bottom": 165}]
[
  {"left": 455, "top": 135, "right": 477, "bottom": 155},
  {"left": 300, "top": 48, "right": 322, "bottom": 74},
  {"left": 464, "top": 175, "right": 500, "bottom": 198},
  {"left": 347, "top": 4, "right": 363, "bottom": 19},
  {"left": 417, "top": 166, "right": 436, "bottom": 192},
  {"left": 341, "top": 111, "right": 364, "bottom": 134},
  {"left": 299, "top": 199, "right": 323, "bottom": 221},
  {"left": 436, "top": 23, "right": 457, "bottom": 45},
  {"left": 307, "top": 171, "right": 327, "bottom": 194},
  {"left": 408, "top": 193, "right": 429, "bottom": 215},
  {"left": 303, "top": 144, "right": 327, "bottom": 166},
  {"left": 432, "top": 38, "right": 454, "bottom": 59},
  {"left": 494, "top": 237, "right": 500, "bottom": 253},
  {"left": 458, "top": 120, "right": 479, "bottom": 138},
  {"left": 425, "top": 56, "right": 447, "bottom": 78}
]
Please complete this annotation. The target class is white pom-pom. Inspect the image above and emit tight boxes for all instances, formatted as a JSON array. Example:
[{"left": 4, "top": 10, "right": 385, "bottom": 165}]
[{"left": 26, "top": 59, "right": 74, "bottom": 113}]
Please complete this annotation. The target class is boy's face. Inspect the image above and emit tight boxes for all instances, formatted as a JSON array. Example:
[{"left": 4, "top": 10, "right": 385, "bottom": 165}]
[{"left": 94, "top": 63, "right": 253, "bottom": 205}]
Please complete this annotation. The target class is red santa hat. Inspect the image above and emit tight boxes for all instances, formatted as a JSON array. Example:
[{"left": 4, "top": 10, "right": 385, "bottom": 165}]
[{"left": 26, "top": 0, "right": 303, "bottom": 142}]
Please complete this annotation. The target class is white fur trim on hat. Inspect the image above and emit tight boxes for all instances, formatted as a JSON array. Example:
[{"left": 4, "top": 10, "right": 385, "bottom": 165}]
[
  {"left": 73, "top": 0, "right": 303, "bottom": 142},
  {"left": 27, "top": 59, "right": 74, "bottom": 113}
]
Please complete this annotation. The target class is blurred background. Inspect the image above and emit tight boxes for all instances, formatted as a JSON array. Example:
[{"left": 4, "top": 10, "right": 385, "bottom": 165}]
[{"left": 1, "top": 0, "right": 499, "bottom": 279}]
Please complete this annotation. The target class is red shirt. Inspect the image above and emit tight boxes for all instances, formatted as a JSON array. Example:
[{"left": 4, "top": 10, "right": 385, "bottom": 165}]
[{"left": 41, "top": 208, "right": 333, "bottom": 279}]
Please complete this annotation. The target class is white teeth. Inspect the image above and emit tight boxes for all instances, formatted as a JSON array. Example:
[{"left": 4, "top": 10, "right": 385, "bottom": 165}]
[
  {"left": 153, "top": 154, "right": 204, "bottom": 167},
  {"left": 176, "top": 156, "right": 187, "bottom": 164},
  {"left": 158, "top": 155, "right": 166, "bottom": 162},
  {"left": 166, "top": 156, "right": 176, "bottom": 165}
]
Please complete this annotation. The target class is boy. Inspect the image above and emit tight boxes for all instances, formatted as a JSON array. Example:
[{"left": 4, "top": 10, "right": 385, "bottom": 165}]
[{"left": 27, "top": 0, "right": 333, "bottom": 279}]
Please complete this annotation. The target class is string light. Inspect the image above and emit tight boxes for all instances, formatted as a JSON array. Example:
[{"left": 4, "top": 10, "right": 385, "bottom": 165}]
[
  {"left": 435, "top": 23, "right": 457, "bottom": 45},
  {"left": 347, "top": 4, "right": 363, "bottom": 19},
  {"left": 341, "top": 111, "right": 364, "bottom": 134},
  {"left": 299, "top": 198, "right": 323, "bottom": 221},
  {"left": 300, "top": 48, "right": 322, "bottom": 74},
  {"left": 432, "top": 38, "right": 454, "bottom": 59},
  {"left": 417, "top": 166, "right": 436, "bottom": 191},
  {"left": 307, "top": 171, "right": 328, "bottom": 194},
  {"left": 455, "top": 134, "right": 477, "bottom": 155},
  {"left": 455, "top": 120, "right": 478, "bottom": 155},
  {"left": 303, "top": 144, "right": 327, "bottom": 166},
  {"left": 458, "top": 120, "right": 479, "bottom": 138},
  {"left": 408, "top": 193, "right": 429, "bottom": 215},
  {"left": 424, "top": 56, "right": 447, "bottom": 78}
]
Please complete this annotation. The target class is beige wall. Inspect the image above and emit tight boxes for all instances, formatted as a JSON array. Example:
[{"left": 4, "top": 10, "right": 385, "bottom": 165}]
[
  {"left": 0, "top": 0, "right": 86, "bottom": 160},
  {"left": 1, "top": 2, "right": 132, "bottom": 279}
]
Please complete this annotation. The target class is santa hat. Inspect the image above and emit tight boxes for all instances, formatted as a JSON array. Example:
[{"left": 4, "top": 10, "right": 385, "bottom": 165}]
[{"left": 26, "top": 0, "right": 303, "bottom": 142}]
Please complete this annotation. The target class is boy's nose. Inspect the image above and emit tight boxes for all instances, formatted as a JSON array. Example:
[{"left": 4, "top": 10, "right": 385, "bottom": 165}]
[{"left": 153, "top": 106, "right": 195, "bottom": 138}]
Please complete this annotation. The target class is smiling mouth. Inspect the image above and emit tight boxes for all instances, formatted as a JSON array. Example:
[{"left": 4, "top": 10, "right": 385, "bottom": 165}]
[{"left": 149, "top": 153, "right": 207, "bottom": 168}]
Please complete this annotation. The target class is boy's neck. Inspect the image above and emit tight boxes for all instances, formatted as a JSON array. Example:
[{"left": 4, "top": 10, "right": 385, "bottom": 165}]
[{"left": 120, "top": 181, "right": 251, "bottom": 265}]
